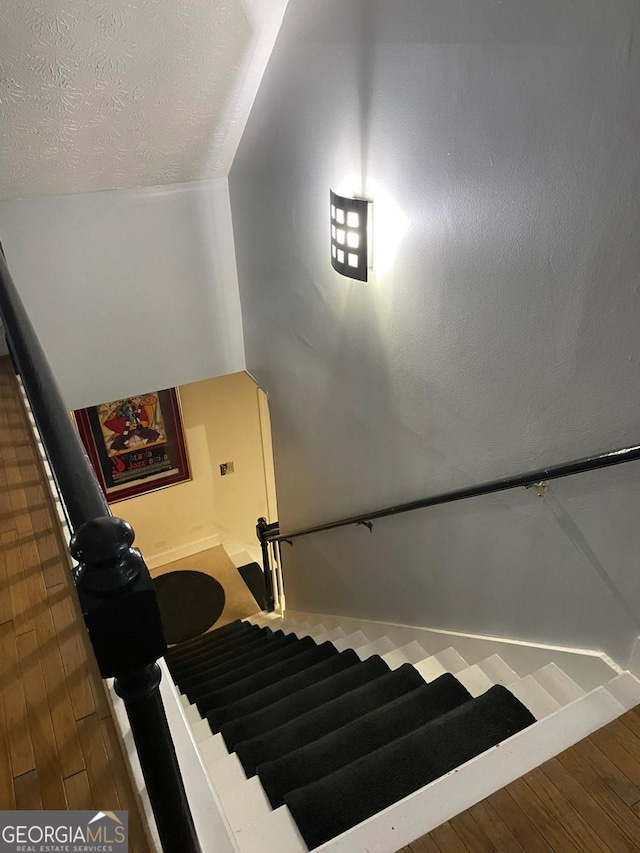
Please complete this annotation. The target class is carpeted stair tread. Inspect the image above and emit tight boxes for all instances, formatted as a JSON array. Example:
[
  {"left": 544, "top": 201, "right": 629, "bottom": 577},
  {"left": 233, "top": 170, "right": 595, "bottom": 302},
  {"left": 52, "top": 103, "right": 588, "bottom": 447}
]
[
  {"left": 221, "top": 654, "right": 391, "bottom": 751},
  {"left": 168, "top": 617, "right": 246, "bottom": 651},
  {"left": 258, "top": 673, "right": 473, "bottom": 807},
  {"left": 169, "top": 628, "right": 273, "bottom": 678},
  {"left": 166, "top": 619, "right": 249, "bottom": 659},
  {"left": 188, "top": 636, "right": 316, "bottom": 704},
  {"left": 196, "top": 641, "right": 339, "bottom": 716},
  {"left": 235, "top": 662, "right": 426, "bottom": 777},
  {"left": 169, "top": 623, "right": 266, "bottom": 667},
  {"left": 171, "top": 629, "right": 276, "bottom": 683},
  {"left": 167, "top": 622, "right": 259, "bottom": 666},
  {"left": 183, "top": 633, "right": 299, "bottom": 701},
  {"left": 178, "top": 630, "right": 289, "bottom": 691},
  {"left": 206, "top": 650, "right": 361, "bottom": 734},
  {"left": 285, "top": 684, "right": 536, "bottom": 849}
]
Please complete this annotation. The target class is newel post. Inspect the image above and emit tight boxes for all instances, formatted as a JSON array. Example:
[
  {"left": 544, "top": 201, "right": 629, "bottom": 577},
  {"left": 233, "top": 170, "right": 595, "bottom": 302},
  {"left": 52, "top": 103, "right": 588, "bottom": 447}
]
[
  {"left": 256, "top": 517, "right": 276, "bottom": 612},
  {"left": 70, "top": 517, "right": 201, "bottom": 853}
]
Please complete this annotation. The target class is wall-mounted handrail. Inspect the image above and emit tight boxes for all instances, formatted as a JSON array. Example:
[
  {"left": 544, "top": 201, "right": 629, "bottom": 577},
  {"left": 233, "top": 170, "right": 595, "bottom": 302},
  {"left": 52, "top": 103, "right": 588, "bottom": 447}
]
[
  {"left": 0, "top": 244, "right": 201, "bottom": 853},
  {"left": 264, "top": 442, "right": 640, "bottom": 544}
]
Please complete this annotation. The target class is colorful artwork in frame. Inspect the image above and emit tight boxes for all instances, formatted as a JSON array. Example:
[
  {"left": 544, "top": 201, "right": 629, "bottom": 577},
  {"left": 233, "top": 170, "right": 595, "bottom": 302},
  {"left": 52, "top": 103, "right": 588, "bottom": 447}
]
[{"left": 73, "top": 388, "right": 191, "bottom": 503}]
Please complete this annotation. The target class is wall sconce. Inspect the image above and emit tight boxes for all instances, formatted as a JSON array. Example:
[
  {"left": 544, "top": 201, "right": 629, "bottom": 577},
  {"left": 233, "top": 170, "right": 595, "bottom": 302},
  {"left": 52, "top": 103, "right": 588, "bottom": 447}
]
[{"left": 330, "top": 190, "right": 372, "bottom": 281}]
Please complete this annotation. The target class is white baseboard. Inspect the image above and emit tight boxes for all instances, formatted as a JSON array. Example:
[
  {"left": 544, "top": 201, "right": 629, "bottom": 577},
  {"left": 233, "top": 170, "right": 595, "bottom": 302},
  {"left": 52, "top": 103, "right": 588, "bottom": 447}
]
[{"left": 145, "top": 534, "right": 222, "bottom": 570}]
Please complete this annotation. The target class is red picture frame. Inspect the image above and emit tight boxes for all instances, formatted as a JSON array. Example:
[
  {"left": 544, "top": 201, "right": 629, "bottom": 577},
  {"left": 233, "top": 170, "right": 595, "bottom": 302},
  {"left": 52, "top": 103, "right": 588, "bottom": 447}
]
[{"left": 73, "top": 388, "right": 191, "bottom": 503}]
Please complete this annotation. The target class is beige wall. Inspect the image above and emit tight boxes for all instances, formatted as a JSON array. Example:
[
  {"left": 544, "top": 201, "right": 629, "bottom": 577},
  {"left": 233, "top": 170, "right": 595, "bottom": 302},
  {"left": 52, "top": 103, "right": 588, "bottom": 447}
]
[{"left": 116, "top": 371, "right": 274, "bottom": 568}]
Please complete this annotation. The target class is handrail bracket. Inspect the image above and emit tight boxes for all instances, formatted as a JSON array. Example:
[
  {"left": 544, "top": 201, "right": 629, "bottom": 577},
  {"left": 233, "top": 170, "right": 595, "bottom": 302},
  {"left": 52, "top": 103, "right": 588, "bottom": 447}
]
[{"left": 525, "top": 480, "right": 548, "bottom": 499}]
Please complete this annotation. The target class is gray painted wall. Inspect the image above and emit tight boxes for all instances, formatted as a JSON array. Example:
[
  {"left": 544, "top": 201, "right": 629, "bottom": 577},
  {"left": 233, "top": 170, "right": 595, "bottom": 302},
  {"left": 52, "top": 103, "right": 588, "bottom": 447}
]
[
  {"left": 230, "top": 0, "right": 640, "bottom": 664},
  {"left": 0, "top": 179, "right": 245, "bottom": 410}
]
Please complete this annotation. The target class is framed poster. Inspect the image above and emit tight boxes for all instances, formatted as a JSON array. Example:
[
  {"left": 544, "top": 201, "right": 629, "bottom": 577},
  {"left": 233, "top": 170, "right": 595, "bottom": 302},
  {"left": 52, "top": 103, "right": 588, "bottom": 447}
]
[{"left": 73, "top": 388, "right": 191, "bottom": 503}]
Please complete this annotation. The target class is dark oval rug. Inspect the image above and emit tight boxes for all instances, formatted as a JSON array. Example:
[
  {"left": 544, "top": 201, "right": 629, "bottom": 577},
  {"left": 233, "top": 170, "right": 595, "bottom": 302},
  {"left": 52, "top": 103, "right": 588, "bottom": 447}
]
[{"left": 154, "top": 570, "right": 226, "bottom": 645}]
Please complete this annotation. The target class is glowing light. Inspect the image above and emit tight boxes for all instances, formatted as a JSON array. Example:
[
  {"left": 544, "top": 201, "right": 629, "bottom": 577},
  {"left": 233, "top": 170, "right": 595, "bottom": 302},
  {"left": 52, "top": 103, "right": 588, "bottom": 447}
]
[
  {"left": 330, "top": 189, "right": 372, "bottom": 281},
  {"left": 334, "top": 174, "right": 409, "bottom": 280}
]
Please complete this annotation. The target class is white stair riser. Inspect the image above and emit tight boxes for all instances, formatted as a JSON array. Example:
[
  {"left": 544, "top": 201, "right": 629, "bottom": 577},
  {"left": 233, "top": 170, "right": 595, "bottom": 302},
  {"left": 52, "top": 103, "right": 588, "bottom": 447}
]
[
  {"left": 219, "top": 777, "right": 272, "bottom": 833},
  {"left": 508, "top": 675, "right": 562, "bottom": 719},
  {"left": 282, "top": 611, "right": 621, "bottom": 688},
  {"left": 476, "top": 654, "right": 519, "bottom": 686},
  {"left": 356, "top": 637, "right": 397, "bottom": 660},
  {"left": 532, "top": 663, "right": 586, "bottom": 704}
]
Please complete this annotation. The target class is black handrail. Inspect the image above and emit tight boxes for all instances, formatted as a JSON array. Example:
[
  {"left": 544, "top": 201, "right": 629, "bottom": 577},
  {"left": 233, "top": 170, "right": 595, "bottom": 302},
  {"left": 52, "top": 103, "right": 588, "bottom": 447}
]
[
  {"left": 264, "top": 442, "right": 640, "bottom": 543},
  {"left": 0, "top": 245, "right": 200, "bottom": 853}
]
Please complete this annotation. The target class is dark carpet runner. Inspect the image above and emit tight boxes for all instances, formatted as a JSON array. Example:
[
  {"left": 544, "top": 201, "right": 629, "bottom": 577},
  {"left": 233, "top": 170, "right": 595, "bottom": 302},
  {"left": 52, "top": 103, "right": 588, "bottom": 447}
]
[
  {"left": 182, "top": 632, "right": 296, "bottom": 700},
  {"left": 220, "top": 653, "right": 389, "bottom": 750},
  {"left": 206, "top": 650, "right": 361, "bottom": 732},
  {"left": 168, "top": 620, "right": 536, "bottom": 850},
  {"left": 189, "top": 635, "right": 316, "bottom": 704},
  {"left": 167, "top": 620, "right": 256, "bottom": 665},
  {"left": 195, "top": 641, "right": 339, "bottom": 715},
  {"left": 170, "top": 622, "right": 264, "bottom": 662},
  {"left": 258, "top": 673, "right": 473, "bottom": 807},
  {"left": 172, "top": 628, "right": 277, "bottom": 681},
  {"left": 234, "top": 663, "right": 427, "bottom": 777},
  {"left": 286, "top": 685, "right": 535, "bottom": 849}
]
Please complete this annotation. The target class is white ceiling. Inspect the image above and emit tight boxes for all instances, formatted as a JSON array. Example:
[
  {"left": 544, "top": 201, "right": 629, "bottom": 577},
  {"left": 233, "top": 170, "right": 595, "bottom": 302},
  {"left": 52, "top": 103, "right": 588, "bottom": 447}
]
[{"left": 0, "top": 0, "right": 288, "bottom": 201}]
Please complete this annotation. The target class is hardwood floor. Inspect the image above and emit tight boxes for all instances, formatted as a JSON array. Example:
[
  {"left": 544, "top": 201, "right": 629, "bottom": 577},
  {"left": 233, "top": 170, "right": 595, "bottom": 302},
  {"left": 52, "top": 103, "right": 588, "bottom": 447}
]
[
  {"left": 398, "top": 708, "right": 640, "bottom": 851},
  {"left": 0, "top": 359, "right": 151, "bottom": 852}
]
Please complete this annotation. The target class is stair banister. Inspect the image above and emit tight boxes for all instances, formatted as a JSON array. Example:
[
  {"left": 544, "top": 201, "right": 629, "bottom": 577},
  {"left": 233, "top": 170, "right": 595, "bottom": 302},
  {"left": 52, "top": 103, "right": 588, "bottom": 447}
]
[
  {"left": 0, "top": 244, "right": 201, "bottom": 853},
  {"left": 262, "top": 443, "right": 640, "bottom": 544},
  {"left": 256, "top": 517, "right": 279, "bottom": 611}
]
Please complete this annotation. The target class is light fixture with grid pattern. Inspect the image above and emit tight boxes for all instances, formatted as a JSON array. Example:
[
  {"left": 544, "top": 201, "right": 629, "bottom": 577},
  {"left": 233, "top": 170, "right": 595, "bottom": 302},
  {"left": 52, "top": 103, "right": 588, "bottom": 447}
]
[{"left": 330, "top": 191, "right": 372, "bottom": 281}]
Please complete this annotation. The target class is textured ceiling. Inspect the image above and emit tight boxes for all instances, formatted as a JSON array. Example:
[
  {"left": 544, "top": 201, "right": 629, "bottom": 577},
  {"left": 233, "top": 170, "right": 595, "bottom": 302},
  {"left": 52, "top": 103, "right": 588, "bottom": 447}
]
[{"left": 0, "top": 0, "right": 282, "bottom": 201}]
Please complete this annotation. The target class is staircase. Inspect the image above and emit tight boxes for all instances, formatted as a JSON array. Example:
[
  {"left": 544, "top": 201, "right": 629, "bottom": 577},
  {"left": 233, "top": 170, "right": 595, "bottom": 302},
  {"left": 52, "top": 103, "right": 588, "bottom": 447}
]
[{"left": 167, "top": 610, "right": 640, "bottom": 853}]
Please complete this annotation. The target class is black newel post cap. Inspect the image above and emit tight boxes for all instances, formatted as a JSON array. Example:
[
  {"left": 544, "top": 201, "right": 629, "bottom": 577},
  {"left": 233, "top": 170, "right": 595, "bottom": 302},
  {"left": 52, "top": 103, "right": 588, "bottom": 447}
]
[
  {"left": 71, "top": 516, "right": 138, "bottom": 592},
  {"left": 256, "top": 517, "right": 267, "bottom": 542},
  {"left": 70, "top": 516, "right": 167, "bottom": 679}
]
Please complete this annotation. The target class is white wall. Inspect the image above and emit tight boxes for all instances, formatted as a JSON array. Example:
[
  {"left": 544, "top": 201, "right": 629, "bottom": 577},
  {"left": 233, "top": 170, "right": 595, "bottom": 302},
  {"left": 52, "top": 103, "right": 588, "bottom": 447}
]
[
  {"left": 230, "top": 0, "right": 640, "bottom": 664},
  {"left": 0, "top": 178, "right": 245, "bottom": 410},
  {"left": 116, "top": 371, "right": 271, "bottom": 569}
]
